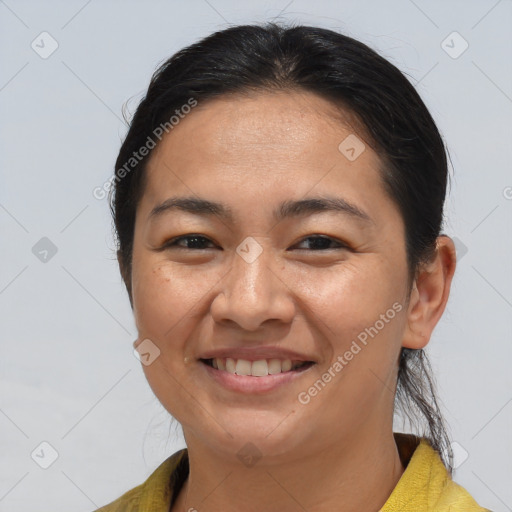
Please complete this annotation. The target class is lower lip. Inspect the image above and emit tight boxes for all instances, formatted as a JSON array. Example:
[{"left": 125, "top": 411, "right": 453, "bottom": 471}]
[{"left": 200, "top": 360, "right": 315, "bottom": 394}]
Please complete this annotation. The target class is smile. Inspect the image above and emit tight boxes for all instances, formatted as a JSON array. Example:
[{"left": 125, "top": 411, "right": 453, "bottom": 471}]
[
  {"left": 201, "top": 357, "right": 314, "bottom": 376},
  {"left": 199, "top": 357, "right": 316, "bottom": 394}
]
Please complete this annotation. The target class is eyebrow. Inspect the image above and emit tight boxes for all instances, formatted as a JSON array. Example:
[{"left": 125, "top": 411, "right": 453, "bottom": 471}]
[{"left": 148, "top": 195, "right": 374, "bottom": 225}]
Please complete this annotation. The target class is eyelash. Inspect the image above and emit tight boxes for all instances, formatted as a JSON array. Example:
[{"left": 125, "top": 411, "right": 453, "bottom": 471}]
[{"left": 161, "top": 234, "right": 350, "bottom": 251}]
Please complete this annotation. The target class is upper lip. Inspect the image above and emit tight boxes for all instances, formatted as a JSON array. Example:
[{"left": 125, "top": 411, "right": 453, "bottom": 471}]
[{"left": 198, "top": 346, "right": 316, "bottom": 363}]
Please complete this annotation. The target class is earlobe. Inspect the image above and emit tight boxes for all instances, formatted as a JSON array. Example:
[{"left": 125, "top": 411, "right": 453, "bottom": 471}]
[
  {"left": 401, "top": 236, "right": 457, "bottom": 350},
  {"left": 402, "top": 283, "right": 426, "bottom": 349}
]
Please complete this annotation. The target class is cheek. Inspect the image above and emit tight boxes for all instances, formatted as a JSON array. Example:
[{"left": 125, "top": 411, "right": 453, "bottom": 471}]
[
  {"left": 297, "top": 263, "right": 406, "bottom": 427},
  {"left": 132, "top": 265, "right": 174, "bottom": 335},
  {"left": 294, "top": 257, "right": 406, "bottom": 334},
  {"left": 131, "top": 244, "right": 407, "bottom": 351},
  {"left": 131, "top": 257, "right": 222, "bottom": 339}
]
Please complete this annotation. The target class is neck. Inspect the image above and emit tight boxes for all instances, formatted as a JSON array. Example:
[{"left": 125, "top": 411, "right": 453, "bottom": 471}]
[{"left": 172, "top": 428, "right": 405, "bottom": 512}]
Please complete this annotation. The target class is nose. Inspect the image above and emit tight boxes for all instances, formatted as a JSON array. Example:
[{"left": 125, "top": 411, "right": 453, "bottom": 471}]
[{"left": 210, "top": 241, "right": 295, "bottom": 331}]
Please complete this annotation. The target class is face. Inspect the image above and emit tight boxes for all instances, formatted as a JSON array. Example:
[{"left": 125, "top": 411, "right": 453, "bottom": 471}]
[{"left": 130, "top": 90, "right": 412, "bottom": 461}]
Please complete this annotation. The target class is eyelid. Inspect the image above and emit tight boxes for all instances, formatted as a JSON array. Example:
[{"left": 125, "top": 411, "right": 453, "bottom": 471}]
[
  {"left": 290, "top": 235, "right": 350, "bottom": 251},
  {"left": 162, "top": 234, "right": 217, "bottom": 250},
  {"left": 161, "top": 234, "right": 350, "bottom": 251}
]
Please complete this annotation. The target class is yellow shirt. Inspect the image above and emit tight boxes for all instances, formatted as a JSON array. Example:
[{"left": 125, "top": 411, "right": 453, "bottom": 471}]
[{"left": 94, "top": 434, "right": 490, "bottom": 511}]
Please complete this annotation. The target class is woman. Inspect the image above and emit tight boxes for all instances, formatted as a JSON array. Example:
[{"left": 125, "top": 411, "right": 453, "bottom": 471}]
[{"left": 96, "top": 23, "right": 490, "bottom": 512}]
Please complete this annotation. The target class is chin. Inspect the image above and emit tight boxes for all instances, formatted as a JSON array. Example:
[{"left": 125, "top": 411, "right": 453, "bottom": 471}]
[{"left": 189, "top": 410, "right": 312, "bottom": 460}]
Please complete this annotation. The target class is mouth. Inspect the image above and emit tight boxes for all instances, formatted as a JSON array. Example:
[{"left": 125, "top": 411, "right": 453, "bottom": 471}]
[{"left": 200, "top": 357, "right": 315, "bottom": 376}]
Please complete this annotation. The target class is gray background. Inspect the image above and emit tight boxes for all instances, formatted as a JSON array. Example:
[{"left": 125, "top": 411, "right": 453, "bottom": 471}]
[{"left": 1, "top": 1, "right": 511, "bottom": 511}]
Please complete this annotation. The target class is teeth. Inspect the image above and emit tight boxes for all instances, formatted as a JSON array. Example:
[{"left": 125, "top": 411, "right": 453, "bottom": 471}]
[
  {"left": 268, "top": 358, "right": 282, "bottom": 375},
  {"left": 226, "top": 358, "right": 236, "bottom": 374},
  {"left": 281, "top": 359, "right": 292, "bottom": 372},
  {"left": 235, "top": 359, "right": 251, "bottom": 376},
  {"left": 210, "top": 357, "right": 307, "bottom": 377},
  {"left": 251, "top": 360, "right": 269, "bottom": 377}
]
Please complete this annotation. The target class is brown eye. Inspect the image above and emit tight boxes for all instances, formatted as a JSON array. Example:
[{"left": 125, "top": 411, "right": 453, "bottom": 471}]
[
  {"left": 291, "top": 236, "right": 349, "bottom": 251},
  {"left": 163, "top": 234, "right": 217, "bottom": 250}
]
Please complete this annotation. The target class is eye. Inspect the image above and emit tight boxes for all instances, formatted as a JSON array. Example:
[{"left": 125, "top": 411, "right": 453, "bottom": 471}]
[
  {"left": 162, "top": 234, "right": 217, "bottom": 250},
  {"left": 160, "top": 234, "right": 349, "bottom": 252},
  {"left": 291, "top": 235, "right": 349, "bottom": 251}
]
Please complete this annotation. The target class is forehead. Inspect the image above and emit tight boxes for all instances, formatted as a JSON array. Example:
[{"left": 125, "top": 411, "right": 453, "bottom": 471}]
[
  {"left": 137, "top": 89, "right": 401, "bottom": 232},
  {"left": 145, "top": 90, "right": 380, "bottom": 187},
  {"left": 158, "top": 90, "right": 366, "bottom": 157}
]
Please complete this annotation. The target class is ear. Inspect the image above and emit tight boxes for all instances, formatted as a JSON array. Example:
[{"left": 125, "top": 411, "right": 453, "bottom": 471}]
[
  {"left": 117, "top": 249, "right": 134, "bottom": 308},
  {"left": 402, "top": 235, "right": 457, "bottom": 349}
]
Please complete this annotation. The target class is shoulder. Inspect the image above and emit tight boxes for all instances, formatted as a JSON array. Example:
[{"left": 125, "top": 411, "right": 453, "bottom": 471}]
[
  {"left": 432, "top": 478, "right": 492, "bottom": 512},
  {"left": 381, "top": 435, "right": 491, "bottom": 512},
  {"left": 94, "top": 484, "right": 142, "bottom": 512},
  {"left": 417, "top": 440, "right": 489, "bottom": 512},
  {"left": 92, "top": 448, "right": 188, "bottom": 512}
]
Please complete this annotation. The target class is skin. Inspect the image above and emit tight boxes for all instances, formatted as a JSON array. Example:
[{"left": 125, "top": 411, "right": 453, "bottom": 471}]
[{"left": 121, "top": 90, "right": 456, "bottom": 512}]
